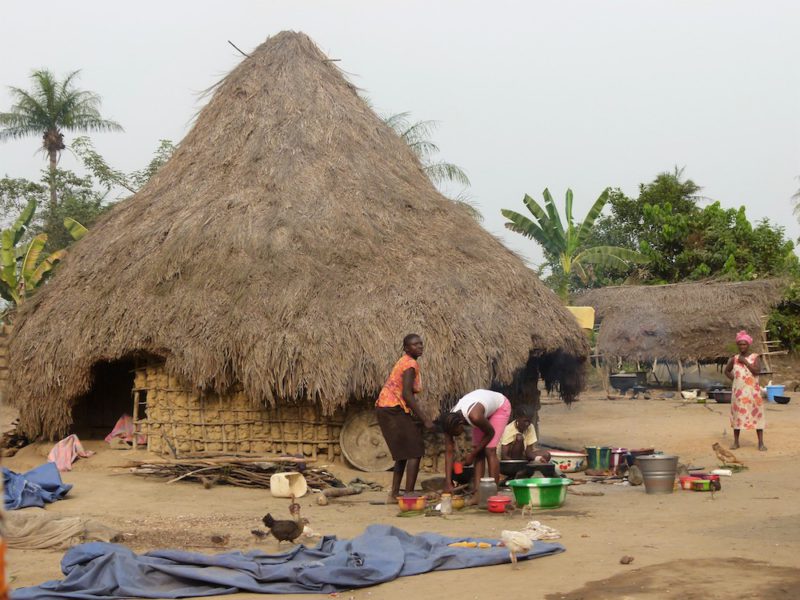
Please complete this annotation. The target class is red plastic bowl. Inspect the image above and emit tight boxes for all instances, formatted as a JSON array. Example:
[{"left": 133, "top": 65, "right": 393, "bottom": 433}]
[{"left": 487, "top": 495, "right": 512, "bottom": 513}]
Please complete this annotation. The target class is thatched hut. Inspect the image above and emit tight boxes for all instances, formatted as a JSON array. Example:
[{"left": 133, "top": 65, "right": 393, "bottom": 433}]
[
  {"left": 578, "top": 280, "right": 786, "bottom": 373},
  {"left": 8, "top": 32, "right": 588, "bottom": 465}
]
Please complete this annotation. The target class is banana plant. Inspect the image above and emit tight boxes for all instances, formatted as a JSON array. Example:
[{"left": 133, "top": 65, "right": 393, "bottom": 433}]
[
  {"left": 0, "top": 199, "right": 66, "bottom": 306},
  {"left": 501, "top": 188, "right": 649, "bottom": 302},
  {"left": 63, "top": 216, "right": 88, "bottom": 241}
]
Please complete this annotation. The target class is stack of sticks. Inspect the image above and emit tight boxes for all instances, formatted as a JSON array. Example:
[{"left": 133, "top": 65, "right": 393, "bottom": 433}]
[{"left": 124, "top": 454, "right": 342, "bottom": 490}]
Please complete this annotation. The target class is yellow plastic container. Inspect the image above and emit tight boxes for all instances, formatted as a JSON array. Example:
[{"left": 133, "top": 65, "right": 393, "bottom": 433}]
[{"left": 567, "top": 306, "right": 595, "bottom": 330}]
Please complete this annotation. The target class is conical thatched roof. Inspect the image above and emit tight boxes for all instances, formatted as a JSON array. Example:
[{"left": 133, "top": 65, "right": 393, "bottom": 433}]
[
  {"left": 577, "top": 279, "right": 786, "bottom": 363},
  {"left": 9, "top": 31, "right": 588, "bottom": 439}
]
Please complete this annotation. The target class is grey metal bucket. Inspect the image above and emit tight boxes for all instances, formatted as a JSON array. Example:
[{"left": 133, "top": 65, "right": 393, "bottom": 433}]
[{"left": 635, "top": 454, "right": 678, "bottom": 494}]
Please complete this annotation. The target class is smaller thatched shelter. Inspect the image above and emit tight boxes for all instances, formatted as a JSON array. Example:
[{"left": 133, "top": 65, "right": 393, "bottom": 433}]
[{"left": 577, "top": 280, "right": 787, "bottom": 366}]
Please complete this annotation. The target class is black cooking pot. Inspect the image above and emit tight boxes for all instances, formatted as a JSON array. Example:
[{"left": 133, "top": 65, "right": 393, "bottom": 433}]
[
  {"left": 709, "top": 389, "right": 732, "bottom": 404},
  {"left": 610, "top": 373, "right": 639, "bottom": 392}
]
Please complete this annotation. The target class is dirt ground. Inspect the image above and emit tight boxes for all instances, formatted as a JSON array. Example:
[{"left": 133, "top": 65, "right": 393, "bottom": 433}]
[{"left": 4, "top": 393, "right": 800, "bottom": 599}]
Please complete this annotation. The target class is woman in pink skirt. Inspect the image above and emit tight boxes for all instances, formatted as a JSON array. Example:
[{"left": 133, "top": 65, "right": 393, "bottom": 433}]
[{"left": 440, "top": 389, "right": 512, "bottom": 495}]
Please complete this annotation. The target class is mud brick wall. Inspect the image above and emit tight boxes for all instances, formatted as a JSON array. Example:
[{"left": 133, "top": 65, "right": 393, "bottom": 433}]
[{"left": 133, "top": 363, "right": 468, "bottom": 472}]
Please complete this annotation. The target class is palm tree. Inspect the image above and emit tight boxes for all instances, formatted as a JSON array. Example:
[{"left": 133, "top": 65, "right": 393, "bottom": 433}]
[
  {"left": 0, "top": 69, "right": 122, "bottom": 212},
  {"left": 501, "top": 188, "right": 649, "bottom": 301},
  {"left": 384, "top": 112, "right": 481, "bottom": 221},
  {"left": 384, "top": 112, "right": 470, "bottom": 187}
]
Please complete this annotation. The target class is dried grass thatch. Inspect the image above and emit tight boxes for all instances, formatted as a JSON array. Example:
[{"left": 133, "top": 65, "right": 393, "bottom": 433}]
[
  {"left": 9, "top": 31, "right": 588, "bottom": 439},
  {"left": 577, "top": 279, "right": 787, "bottom": 363}
]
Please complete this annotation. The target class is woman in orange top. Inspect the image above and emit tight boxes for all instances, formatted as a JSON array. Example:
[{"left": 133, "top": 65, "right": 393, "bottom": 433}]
[{"left": 376, "top": 334, "right": 433, "bottom": 500}]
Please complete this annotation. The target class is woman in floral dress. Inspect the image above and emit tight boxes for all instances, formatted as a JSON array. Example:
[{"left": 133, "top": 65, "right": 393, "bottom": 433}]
[{"left": 724, "top": 330, "right": 766, "bottom": 451}]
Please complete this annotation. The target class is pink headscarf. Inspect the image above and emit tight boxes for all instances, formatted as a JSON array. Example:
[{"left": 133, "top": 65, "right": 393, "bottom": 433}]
[{"left": 736, "top": 330, "right": 753, "bottom": 345}]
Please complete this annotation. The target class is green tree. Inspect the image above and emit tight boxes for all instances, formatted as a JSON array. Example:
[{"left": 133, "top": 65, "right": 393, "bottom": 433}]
[
  {"left": 501, "top": 188, "right": 649, "bottom": 301},
  {"left": 0, "top": 69, "right": 122, "bottom": 215},
  {"left": 585, "top": 169, "right": 799, "bottom": 285},
  {"left": 0, "top": 138, "right": 174, "bottom": 250},
  {"left": 0, "top": 169, "right": 107, "bottom": 251},
  {"left": 768, "top": 281, "right": 800, "bottom": 351},
  {"left": 587, "top": 168, "right": 702, "bottom": 263},
  {"left": 71, "top": 136, "right": 175, "bottom": 194}
]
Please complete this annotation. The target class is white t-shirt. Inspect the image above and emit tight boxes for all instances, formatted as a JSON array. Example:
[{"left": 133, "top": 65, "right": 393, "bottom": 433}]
[{"left": 451, "top": 389, "right": 506, "bottom": 425}]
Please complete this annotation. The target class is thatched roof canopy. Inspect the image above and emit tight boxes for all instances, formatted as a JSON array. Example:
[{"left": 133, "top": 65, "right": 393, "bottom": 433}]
[
  {"left": 9, "top": 31, "right": 588, "bottom": 439},
  {"left": 577, "top": 280, "right": 786, "bottom": 363}
]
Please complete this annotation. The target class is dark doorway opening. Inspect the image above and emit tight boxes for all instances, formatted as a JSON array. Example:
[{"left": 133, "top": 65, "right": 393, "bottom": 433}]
[{"left": 72, "top": 359, "right": 135, "bottom": 439}]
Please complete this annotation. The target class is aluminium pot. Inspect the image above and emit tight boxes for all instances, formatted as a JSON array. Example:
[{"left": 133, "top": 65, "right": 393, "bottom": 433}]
[{"left": 634, "top": 454, "right": 679, "bottom": 495}]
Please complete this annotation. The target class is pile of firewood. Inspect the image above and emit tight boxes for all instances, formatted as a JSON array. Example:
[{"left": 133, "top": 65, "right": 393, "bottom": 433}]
[
  {"left": 124, "top": 455, "right": 343, "bottom": 490},
  {"left": 1, "top": 421, "right": 29, "bottom": 457}
]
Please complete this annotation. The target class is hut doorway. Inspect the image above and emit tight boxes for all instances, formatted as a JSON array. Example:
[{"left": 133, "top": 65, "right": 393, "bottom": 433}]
[{"left": 72, "top": 360, "right": 136, "bottom": 439}]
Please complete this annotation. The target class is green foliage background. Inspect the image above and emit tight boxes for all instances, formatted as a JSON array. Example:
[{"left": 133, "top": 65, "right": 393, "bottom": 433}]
[{"left": 548, "top": 168, "right": 800, "bottom": 348}]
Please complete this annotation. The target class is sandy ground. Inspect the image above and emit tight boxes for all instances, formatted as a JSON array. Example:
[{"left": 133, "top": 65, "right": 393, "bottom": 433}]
[{"left": 4, "top": 393, "right": 800, "bottom": 599}]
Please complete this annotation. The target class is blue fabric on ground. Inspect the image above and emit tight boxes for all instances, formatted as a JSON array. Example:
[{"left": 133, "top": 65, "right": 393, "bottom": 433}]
[
  {"left": 3, "top": 462, "right": 72, "bottom": 510},
  {"left": 12, "top": 524, "right": 564, "bottom": 599}
]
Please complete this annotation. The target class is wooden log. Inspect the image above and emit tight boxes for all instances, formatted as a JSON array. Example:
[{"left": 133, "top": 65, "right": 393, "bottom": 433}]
[
  {"left": 121, "top": 455, "right": 314, "bottom": 467},
  {"left": 322, "top": 486, "right": 362, "bottom": 498}
]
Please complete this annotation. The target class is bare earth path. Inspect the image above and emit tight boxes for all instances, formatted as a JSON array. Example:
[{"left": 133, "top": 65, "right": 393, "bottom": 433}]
[{"left": 5, "top": 394, "right": 800, "bottom": 599}]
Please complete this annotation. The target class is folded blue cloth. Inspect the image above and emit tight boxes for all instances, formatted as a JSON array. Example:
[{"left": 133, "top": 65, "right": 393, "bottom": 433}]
[
  {"left": 3, "top": 462, "right": 72, "bottom": 510},
  {"left": 12, "top": 524, "right": 564, "bottom": 598}
]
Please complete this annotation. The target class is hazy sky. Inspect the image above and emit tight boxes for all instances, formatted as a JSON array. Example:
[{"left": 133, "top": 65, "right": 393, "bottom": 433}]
[{"left": 1, "top": 1, "right": 798, "bottom": 265}]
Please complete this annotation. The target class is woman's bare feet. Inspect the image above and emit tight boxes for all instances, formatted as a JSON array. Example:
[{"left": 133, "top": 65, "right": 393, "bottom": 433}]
[
  {"left": 758, "top": 444, "right": 768, "bottom": 451},
  {"left": 464, "top": 495, "right": 478, "bottom": 507},
  {"left": 730, "top": 444, "right": 740, "bottom": 450}
]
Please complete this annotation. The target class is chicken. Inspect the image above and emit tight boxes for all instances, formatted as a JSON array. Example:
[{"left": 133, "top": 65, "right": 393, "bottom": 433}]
[
  {"left": 680, "top": 389, "right": 699, "bottom": 400},
  {"left": 288, "top": 494, "right": 302, "bottom": 521},
  {"left": 209, "top": 534, "right": 229, "bottom": 546},
  {"left": 262, "top": 513, "right": 308, "bottom": 545},
  {"left": 500, "top": 530, "right": 533, "bottom": 569},
  {"left": 712, "top": 442, "right": 744, "bottom": 466}
]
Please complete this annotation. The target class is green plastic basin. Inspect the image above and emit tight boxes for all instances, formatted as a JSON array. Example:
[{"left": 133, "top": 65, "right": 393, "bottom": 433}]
[{"left": 507, "top": 477, "right": 573, "bottom": 509}]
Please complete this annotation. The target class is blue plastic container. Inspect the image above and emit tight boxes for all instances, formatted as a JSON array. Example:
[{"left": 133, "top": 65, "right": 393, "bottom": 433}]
[{"left": 766, "top": 385, "right": 785, "bottom": 403}]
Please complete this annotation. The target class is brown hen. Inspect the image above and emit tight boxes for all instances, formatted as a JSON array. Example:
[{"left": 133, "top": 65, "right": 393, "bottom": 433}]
[{"left": 262, "top": 513, "right": 307, "bottom": 545}]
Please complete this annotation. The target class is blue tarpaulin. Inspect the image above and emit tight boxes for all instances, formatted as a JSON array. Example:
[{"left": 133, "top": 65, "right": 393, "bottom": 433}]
[
  {"left": 12, "top": 524, "right": 564, "bottom": 599},
  {"left": 3, "top": 462, "right": 72, "bottom": 510}
]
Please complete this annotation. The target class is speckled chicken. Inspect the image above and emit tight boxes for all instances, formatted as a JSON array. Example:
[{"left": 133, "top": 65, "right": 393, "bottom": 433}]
[
  {"left": 713, "top": 442, "right": 744, "bottom": 465},
  {"left": 262, "top": 513, "right": 308, "bottom": 545}
]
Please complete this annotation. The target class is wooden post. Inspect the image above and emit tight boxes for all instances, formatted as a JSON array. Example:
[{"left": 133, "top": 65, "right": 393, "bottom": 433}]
[
  {"left": 131, "top": 390, "right": 139, "bottom": 451},
  {"left": 677, "top": 360, "right": 683, "bottom": 393},
  {"left": 599, "top": 356, "right": 610, "bottom": 396},
  {"left": 650, "top": 359, "right": 662, "bottom": 386}
]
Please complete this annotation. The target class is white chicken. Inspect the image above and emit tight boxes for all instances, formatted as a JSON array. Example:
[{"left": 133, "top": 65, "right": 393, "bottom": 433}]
[
  {"left": 680, "top": 389, "right": 699, "bottom": 400},
  {"left": 500, "top": 530, "right": 533, "bottom": 569}
]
